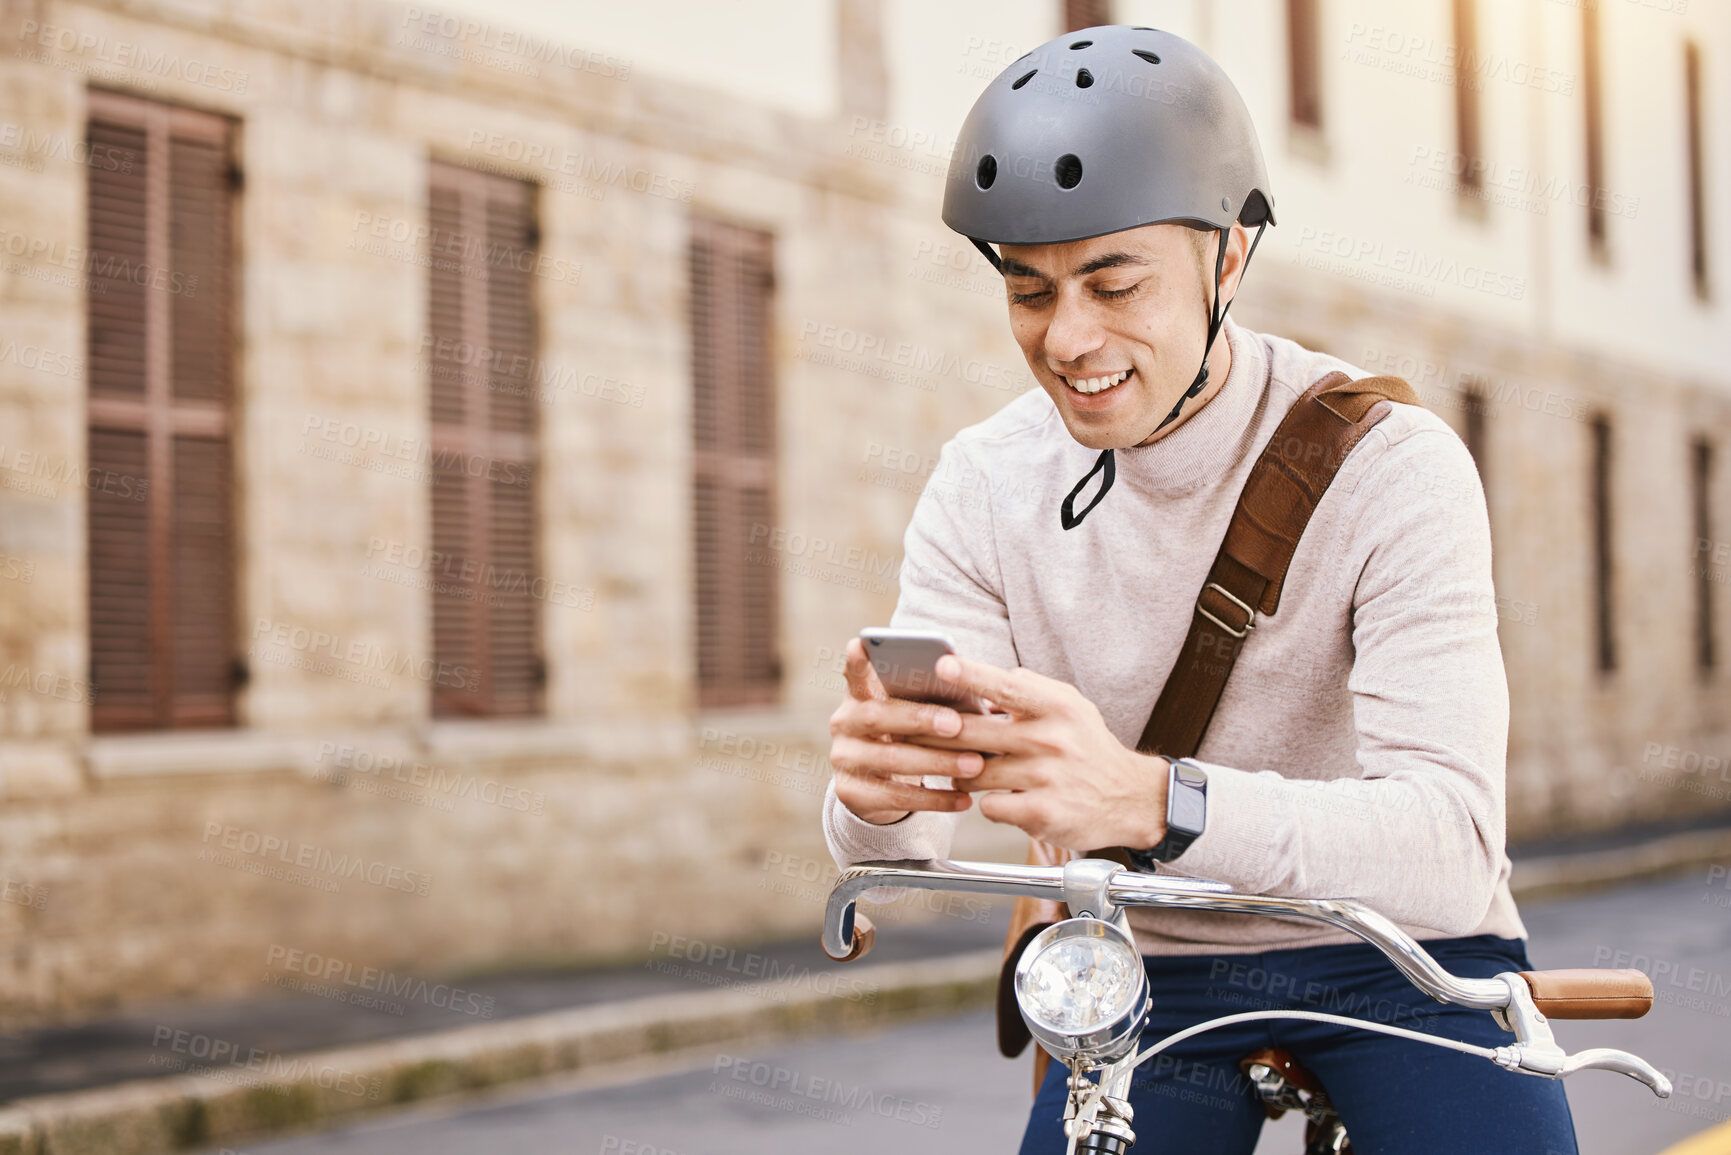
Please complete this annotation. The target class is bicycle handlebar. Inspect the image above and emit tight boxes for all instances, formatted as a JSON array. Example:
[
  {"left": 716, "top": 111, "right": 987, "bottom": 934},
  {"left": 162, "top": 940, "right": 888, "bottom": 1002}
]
[
  {"left": 821, "top": 858, "right": 1672, "bottom": 1101},
  {"left": 825, "top": 858, "right": 1513, "bottom": 1010}
]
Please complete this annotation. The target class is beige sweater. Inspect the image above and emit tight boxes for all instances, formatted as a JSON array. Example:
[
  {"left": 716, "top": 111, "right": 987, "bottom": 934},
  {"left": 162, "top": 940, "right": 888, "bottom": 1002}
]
[{"left": 821, "top": 318, "right": 1527, "bottom": 955}]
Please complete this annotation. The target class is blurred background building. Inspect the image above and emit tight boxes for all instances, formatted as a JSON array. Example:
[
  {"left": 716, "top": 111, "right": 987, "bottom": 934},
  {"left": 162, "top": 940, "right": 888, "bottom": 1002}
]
[{"left": 0, "top": 0, "right": 1725, "bottom": 1022}]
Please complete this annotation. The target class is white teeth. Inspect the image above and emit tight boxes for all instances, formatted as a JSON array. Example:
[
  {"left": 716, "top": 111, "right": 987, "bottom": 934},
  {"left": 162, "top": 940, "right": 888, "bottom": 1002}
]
[{"left": 1067, "top": 370, "right": 1130, "bottom": 395}]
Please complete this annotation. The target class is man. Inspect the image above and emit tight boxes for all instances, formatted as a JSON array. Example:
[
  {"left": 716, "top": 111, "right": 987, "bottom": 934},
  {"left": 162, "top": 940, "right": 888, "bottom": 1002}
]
[{"left": 821, "top": 24, "right": 1577, "bottom": 1154}]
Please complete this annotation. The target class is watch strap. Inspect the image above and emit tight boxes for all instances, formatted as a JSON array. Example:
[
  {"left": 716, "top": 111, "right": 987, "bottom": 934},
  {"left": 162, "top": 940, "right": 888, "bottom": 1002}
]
[{"left": 1129, "top": 758, "right": 1207, "bottom": 868}]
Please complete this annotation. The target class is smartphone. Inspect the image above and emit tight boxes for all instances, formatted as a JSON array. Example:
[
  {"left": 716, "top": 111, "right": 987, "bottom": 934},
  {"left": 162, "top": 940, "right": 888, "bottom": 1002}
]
[{"left": 859, "top": 627, "right": 989, "bottom": 714}]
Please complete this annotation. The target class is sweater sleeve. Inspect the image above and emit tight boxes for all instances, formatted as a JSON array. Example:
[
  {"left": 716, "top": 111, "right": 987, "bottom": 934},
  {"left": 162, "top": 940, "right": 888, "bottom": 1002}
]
[
  {"left": 1171, "top": 422, "right": 1509, "bottom": 936},
  {"left": 823, "top": 437, "right": 1018, "bottom": 869}
]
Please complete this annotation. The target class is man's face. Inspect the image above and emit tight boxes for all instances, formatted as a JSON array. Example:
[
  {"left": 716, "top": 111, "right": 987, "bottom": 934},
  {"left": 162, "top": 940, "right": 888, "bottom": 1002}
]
[{"left": 1000, "top": 222, "right": 1242, "bottom": 450}]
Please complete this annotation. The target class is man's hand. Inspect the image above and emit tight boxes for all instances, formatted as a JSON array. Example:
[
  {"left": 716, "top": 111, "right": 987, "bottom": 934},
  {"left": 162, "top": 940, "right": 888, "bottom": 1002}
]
[
  {"left": 829, "top": 638, "right": 986, "bottom": 825},
  {"left": 917, "top": 654, "right": 1170, "bottom": 852}
]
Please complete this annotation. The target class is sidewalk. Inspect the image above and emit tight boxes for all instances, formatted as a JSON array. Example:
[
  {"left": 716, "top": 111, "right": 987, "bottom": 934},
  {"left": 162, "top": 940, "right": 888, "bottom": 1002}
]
[
  {"left": 0, "top": 909, "right": 1010, "bottom": 1105},
  {"left": 1, "top": 819, "right": 1726, "bottom": 1155}
]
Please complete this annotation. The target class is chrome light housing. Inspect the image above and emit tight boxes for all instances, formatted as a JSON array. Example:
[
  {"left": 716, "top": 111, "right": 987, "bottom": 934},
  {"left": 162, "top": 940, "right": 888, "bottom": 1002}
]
[{"left": 1014, "top": 917, "right": 1149, "bottom": 1063}]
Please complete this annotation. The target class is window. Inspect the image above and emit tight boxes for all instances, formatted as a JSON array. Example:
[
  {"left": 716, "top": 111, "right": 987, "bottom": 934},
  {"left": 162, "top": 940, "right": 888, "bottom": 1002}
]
[
  {"left": 425, "top": 162, "right": 542, "bottom": 718},
  {"left": 690, "top": 217, "right": 779, "bottom": 708},
  {"left": 85, "top": 90, "right": 236, "bottom": 732},
  {"left": 1685, "top": 41, "right": 1709, "bottom": 299},
  {"left": 1452, "top": 0, "right": 1483, "bottom": 196},
  {"left": 1063, "top": 0, "right": 1111, "bottom": 32},
  {"left": 1693, "top": 438, "right": 1715, "bottom": 674},
  {"left": 1287, "top": 0, "right": 1323, "bottom": 131},
  {"left": 1582, "top": 0, "right": 1607, "bottom": 251},
  {"left": 1590, "top": 415, "right": 1616, "bottom": 673}
]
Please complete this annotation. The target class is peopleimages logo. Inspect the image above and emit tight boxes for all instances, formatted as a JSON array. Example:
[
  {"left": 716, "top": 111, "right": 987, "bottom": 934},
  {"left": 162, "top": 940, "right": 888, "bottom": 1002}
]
[
  {"left": 398, "top": 9, "right": 632, "bottom": 78},
  {"left": 0, "top": 225, "right": 200, "bottom": 298},
  {"left": 148, "top": 1027, "right": 381, "bottom": 1099},
  {"left": 1294, "top": 227, "right": 1527, "bottom": 300},
  {"left": 0, "top": 122, "right": 133, "bottom": 172},
  {"left": 795, "top": 320, "right": 1033, "bottom": 394},
  {"left": 709, "top": 1055, "right": 943, "bottom": 1130},
  {"left": 744, "top": 523, "right": 901, "bottom": 581},
  {"left": 249, "top": 616, "right": 479, "bottom": 692},
  {"left": 264, "top": 944, "right": 495, "bottom": 1018},
  {"left": 200, "top": 823, "right": 432, "bottom": 895},
  {"left": 347, "top": 211, "right": 582, "bottom": 285},
  {"left": 15, "top": 20, "right": 249, "bottom": 93},
  {"left": 462, "top": 132, "right": 692, "bottom": 202},
  {"left": 315, "top": 740, "right": 546, "bottom": 815},
  {"left": 1406, "top": 145, "right": 1639, "bottom": 220}
]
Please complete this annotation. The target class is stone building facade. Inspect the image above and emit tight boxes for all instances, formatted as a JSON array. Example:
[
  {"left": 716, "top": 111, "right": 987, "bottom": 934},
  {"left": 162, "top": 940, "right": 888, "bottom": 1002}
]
[{"left": 0, "top": 0, "right": 1725, "bottom": 1020}]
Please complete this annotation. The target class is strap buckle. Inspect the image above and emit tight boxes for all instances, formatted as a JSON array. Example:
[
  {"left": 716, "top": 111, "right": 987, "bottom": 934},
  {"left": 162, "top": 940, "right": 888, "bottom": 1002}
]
[{"left": 1197, "top": 581, "right": 1256, "bottom": 639}]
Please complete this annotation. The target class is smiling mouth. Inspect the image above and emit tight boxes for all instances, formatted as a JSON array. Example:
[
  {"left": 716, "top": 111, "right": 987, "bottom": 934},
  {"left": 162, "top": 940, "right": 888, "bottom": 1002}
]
[{"left": 1059, "top": 368, "right": 1133, "bottom": 396}]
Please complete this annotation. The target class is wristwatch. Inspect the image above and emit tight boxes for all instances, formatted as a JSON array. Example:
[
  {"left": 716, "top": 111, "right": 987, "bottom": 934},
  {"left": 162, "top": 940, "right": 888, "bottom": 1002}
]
[{"left": 1127, "top": 758, "right": 1208, "bottom": 871}]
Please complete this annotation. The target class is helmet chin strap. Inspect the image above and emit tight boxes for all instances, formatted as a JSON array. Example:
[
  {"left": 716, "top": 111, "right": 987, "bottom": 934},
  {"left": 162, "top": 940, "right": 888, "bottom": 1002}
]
[{"left": 1058, "top": 220, "right": 1268, "bottom": 531}]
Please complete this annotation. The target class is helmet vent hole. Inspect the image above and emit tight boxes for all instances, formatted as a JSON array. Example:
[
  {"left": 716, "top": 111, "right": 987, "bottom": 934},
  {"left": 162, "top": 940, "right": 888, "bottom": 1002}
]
[
  {"left": 1054, "top": 154, "right": 1083, "bottom": 189},
  {"left": 1011, "top": 69, "right": 1038, "bottom": 90},
  {"left": 1132, "top": 26, "right": 1156, "bottom": 31},
  {"left": 976, "top": 155, "right": 998, "bottom": 190},
  {"left": 1069, "top": 40, "right": 1093, "bottom": 49},
  {"left": 1131, "top": 49, "right": 1161, "bottom": 65},
  {"left": 1075, "top": 68, "right": 1094, "bottom": 88}
]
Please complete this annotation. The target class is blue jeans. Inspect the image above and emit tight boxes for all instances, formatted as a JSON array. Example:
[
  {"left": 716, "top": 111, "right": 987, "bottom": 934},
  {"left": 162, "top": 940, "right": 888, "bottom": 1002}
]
[{"left": 1018, "top": 935, "right": 1577, "bottom": 1155}]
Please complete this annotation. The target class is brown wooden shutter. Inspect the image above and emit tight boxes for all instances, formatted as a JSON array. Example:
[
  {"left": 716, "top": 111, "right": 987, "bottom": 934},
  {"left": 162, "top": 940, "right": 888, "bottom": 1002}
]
[
  {"left": 1287, "top": 0, "right": 1323, "bottom": 130},
  {"left": 1461, "top": 379, "right": 1489, "bottom": 493},
  {"left": 1582, "top": 0, "right": 1607, "bottom": 249},
  {"left": 1692, "top": 438, "right": 1715, "bottom": 674},
  {"left": 1062, "top": 0, "right": 1111, "bottom": 32},
  {"left": 1684, "top": 41, "right": 1708, "bottom": 298},
  {"left": 1590, "top": 414, "right": 1616, "bottom": 673},
  {"left": 86, "top": 90, "right": 235, "bottom": 731},
  {"left": 691, "top": 217, "right": 779, "bottom": 708},
  {"left": 426, "top": 162, "right": 541, "bottom": 718},
  {"left": 1452, "top": 0, "right": 1483, "bottom": 193}
]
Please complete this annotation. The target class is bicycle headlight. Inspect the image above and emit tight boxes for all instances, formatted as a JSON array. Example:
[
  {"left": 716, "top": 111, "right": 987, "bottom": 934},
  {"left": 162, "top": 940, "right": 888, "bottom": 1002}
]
[{"left": 1014, "top": 917, "right": 1149, "bottom": 1063}]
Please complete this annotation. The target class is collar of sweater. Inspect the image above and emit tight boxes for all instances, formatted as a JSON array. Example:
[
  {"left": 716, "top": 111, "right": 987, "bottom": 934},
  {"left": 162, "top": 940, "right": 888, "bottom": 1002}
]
[{"left": 1086, "top": 316, "right": 1272, "bottom": 501}]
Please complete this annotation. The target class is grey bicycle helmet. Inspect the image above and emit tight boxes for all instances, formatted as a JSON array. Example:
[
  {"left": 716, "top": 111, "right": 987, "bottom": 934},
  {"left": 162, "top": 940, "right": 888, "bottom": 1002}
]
[{"left": 942, "top": 25, "right": 1276, "bottom": 529}]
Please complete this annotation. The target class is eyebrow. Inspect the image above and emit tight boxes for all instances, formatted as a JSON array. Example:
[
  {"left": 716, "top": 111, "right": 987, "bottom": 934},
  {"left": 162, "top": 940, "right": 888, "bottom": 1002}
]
[{"left": 1000, "top": 252, "right": 1150, "bottom": 280}]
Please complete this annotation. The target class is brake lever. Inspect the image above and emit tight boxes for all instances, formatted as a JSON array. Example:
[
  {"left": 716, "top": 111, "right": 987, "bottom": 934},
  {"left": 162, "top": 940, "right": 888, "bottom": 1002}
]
[
  {"left": 1558, "top": 1048, "right": 1672, "bottom": 1097},
  {"left": 1489, "top": 975, "right": 1671, "bottom": 1098}
]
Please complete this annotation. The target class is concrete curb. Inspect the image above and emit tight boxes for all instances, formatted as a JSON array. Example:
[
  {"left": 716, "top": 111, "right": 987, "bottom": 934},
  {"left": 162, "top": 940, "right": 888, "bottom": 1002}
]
[
  {"left": 0, "top": 949, "right": 1001, "bottom": 1155},
  {"left": 1510, "top": 825, "right": 1731, "bottom": 902},
  {"left": 4, "top": 827, "right": 1727, "bottom": 1155}
]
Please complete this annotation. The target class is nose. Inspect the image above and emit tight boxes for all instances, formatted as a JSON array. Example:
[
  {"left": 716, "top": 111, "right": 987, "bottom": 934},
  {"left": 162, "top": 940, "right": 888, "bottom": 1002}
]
[{"left": 1043, "top": 290, "right": 1105, "bottom": 368}]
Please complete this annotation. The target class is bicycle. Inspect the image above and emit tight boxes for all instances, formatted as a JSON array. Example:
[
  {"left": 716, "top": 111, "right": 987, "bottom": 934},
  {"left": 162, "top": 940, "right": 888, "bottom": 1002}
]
[{"left": 822, "top": 857, "right": 1668, "bottom": 1154}]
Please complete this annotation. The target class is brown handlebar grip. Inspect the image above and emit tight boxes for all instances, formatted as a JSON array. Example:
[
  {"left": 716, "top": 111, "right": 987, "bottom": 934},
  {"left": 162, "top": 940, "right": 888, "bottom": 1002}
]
[
  {"left": 1518, "top": 969, "right": 1653, "bottom": 1019},
  {"left": 825, "top": 912, "right": 876, "bottom": 963}
]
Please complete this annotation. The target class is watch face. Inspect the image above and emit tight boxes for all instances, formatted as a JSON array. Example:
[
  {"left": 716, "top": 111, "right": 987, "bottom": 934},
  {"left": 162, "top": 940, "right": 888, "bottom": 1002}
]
[{"left": 1170, "top": 782, "right": 1206, "bottom": 835}]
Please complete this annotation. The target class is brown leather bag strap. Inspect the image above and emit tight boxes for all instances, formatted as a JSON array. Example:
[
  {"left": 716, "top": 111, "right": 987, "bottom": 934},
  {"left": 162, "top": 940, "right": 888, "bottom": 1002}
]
[{"left": 1135, "top": 372, "right": 1418, "bottom": 758}]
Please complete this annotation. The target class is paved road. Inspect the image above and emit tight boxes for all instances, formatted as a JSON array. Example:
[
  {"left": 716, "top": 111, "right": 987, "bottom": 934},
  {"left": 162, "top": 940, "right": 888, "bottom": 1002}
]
[{"left": 216, "top": 871, "right": 1731, "bottom": 1155}]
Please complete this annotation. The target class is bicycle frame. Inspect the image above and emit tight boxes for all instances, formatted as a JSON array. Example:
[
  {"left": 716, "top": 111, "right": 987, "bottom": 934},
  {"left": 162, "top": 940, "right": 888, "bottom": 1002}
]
[{"left": 824, "top": 858, "right": 1671, "bottom": 1153}]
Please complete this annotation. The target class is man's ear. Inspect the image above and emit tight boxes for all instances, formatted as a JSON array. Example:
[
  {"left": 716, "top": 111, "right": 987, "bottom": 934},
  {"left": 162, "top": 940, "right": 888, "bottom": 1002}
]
[{"left": 1218, "top": 222, "right": 1253, "bottom": 303}]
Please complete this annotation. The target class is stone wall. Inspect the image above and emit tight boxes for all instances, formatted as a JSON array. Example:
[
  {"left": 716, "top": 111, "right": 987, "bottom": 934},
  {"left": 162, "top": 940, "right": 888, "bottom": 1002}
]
[{"left": 0, "top": 0, "right": 1724, "bottom": 1023}]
